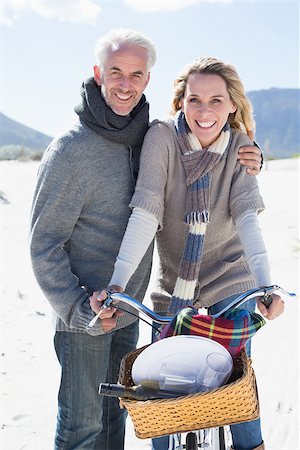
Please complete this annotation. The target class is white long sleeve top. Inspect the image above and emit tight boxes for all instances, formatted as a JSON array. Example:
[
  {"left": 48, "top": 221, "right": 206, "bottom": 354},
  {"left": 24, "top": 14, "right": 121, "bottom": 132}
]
[{"left": 109, "top": 207, "right": 271, "bottom": 291}]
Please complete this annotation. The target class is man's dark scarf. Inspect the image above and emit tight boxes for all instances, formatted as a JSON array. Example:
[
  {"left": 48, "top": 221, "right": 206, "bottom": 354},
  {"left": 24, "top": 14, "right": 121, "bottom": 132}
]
[{"left": 75, "top": 77, "right": 150, "bottom": 178}]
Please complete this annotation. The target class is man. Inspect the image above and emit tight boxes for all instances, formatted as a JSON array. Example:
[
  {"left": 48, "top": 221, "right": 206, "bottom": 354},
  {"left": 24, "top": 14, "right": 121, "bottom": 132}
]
[{"left": 30, "top": 28, "right": 262, "bottom": 449}]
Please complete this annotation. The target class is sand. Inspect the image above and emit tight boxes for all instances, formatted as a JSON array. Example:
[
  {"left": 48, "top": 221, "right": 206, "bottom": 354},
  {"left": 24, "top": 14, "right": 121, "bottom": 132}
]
[{"left": 0, "top": 159, "right": 299, "bottom": 449}]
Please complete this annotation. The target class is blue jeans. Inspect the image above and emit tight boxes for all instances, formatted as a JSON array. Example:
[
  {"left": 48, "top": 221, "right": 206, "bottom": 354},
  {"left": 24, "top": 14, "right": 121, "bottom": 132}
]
[
  {"left": 54, "top": 320, "right": 139, "bottom": 450},
  {"left": 151, "top": 294, "right": 263, "bottom": 450}
]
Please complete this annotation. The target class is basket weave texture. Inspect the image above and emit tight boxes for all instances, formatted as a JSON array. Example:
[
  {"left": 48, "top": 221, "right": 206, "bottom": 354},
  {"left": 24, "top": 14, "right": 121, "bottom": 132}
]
[{"left": 118, "top": 345, "right": 260, "bottom": 439}]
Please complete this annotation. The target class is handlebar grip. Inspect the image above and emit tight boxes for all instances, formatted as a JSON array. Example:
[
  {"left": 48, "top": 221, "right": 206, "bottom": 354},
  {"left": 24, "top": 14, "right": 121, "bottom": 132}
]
[{"left": 260, "top": 295, "right": 273, "bottom": 307}]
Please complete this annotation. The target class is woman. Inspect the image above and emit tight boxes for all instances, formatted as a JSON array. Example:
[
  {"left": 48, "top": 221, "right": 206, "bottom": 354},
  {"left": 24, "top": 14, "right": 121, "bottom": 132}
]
[{"left": 91, "top": 57, "right": 284, "bottom": 450}]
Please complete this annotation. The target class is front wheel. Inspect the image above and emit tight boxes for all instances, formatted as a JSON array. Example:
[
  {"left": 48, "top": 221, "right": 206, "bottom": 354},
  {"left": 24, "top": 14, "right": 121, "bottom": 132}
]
[
  {"left": 211, "top": 426, "right": 231, "bottom": 449},
  {"left": 218, "top": 427, "right": 226, "bottom": 450},
  {"left": 186, "top": 432, "right": 198, "bottom": 450}
]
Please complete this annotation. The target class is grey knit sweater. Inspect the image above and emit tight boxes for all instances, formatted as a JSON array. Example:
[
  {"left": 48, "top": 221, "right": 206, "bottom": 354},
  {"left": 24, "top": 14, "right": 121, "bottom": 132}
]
[
  {"left": 29, "top": 119, "right": 153, "bottom": 335},
  {"left": 129, "top": 119, "right": 265, "bottom": 311}
]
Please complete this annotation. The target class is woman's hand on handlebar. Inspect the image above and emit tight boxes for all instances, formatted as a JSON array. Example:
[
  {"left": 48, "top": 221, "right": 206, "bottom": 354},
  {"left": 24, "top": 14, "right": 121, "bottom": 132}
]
[
  {"left": 89, "top": 285, "right": 124, "bottom": 332},
  {"left": 256, "top": 293, "right": 285, "bottom": 320}
]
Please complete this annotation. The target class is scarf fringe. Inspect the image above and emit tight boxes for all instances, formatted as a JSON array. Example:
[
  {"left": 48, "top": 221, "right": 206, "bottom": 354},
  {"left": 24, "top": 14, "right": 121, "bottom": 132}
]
[{"left": 184, "top": 210, "right": 210, "bottom": 225}]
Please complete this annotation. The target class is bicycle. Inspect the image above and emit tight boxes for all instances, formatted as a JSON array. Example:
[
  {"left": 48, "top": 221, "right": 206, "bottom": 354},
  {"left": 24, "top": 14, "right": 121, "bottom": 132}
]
[{"left": 92, "top": 285, "right": 295, "bottom": 450}]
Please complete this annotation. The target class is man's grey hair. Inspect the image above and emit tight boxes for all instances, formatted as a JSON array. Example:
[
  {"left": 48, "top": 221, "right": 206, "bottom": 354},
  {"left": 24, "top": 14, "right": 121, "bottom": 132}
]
[{"left": 95, "top": 28, "right": 156, "bottom": 71}]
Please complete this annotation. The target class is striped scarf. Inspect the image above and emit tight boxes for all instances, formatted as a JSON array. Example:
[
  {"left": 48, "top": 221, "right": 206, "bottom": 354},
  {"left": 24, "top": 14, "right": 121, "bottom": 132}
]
[{"left": 169, "top": 111, "right": 231, "bottom": 314}]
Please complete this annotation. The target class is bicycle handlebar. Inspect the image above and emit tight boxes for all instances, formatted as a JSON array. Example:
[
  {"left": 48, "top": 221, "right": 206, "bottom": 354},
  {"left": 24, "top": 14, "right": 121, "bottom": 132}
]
[{"left": 86, "top": 285, "right": 295, "bottom": 330}]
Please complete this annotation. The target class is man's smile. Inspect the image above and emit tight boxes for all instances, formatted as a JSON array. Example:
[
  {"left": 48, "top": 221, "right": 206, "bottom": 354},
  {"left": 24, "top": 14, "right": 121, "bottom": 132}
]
[{"left": 114, "top": 92, "right": 133, "bottom": 102}]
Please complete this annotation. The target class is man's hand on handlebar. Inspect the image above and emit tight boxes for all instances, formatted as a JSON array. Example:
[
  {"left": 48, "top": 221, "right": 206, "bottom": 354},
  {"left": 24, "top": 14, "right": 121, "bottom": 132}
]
[
  {"left": 238, "top": 145, "right": 263, "bottom": 175},
  {"left": 89, "top": 285, "right": 124, "bottom": 332},
  {"left": 256, "top": 293, "right": 285, "bottom": 320}
]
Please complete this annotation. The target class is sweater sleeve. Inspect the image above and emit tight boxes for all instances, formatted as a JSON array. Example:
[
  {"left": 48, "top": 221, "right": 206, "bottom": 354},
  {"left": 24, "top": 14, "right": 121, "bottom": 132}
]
[
  {"left": 129, "top": 122, "right": 171, "bottom": 229},
  {"left": 29, "top": 145, "right": 99, "bottom": 333},
  {"left": 109, "top": 208, "right": 159, "bottom": 289},
  {"left": 235, "top": 210, "right": 271, "bottom": 287},
  {"left": 229, "top": 133, "right": 265, "bottom": 222}
]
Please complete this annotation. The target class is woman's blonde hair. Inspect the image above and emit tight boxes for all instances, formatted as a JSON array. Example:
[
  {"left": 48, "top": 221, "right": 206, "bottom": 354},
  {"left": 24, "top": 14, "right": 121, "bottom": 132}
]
[{"left": 171, "top": 57, "right": 255, "bottom": 139}]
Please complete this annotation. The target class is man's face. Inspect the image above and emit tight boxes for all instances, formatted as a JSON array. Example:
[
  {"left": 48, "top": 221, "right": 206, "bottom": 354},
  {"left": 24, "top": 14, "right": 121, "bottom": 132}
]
[{"left": 94, "top": 44, "right": 150, "bottom": 116}]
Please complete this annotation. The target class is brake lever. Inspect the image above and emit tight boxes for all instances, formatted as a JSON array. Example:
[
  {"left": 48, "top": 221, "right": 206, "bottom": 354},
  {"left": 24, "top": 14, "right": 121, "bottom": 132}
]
[
  {"left": 260, "top": 292, "right": 273, "bottom": 307},
  {"left": 86, "top": 291, "right": 115, "bottom": 330},
  {"left": 258, "top": 285, "right": 296, "bottom": 308}
]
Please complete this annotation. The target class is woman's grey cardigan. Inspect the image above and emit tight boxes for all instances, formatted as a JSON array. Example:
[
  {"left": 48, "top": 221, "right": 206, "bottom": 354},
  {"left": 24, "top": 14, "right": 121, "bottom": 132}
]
[{"left": 129, "top": 119, "right": 265, "bottom": 312}]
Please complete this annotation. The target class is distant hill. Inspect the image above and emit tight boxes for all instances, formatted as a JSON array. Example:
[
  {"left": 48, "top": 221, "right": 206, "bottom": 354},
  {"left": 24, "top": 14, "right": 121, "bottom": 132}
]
[
  {"left": 248, "top": 88, "right": 299, "bottom": 158},
  {"left": 0, "top": 112, "right": 52, "bottom": 150},
  {"left": 0, "top": 88, "right": 299, "bottom": 159}
]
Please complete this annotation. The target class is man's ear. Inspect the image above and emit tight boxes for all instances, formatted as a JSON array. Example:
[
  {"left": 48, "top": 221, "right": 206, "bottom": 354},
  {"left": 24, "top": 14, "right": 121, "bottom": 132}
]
[
  {"left": 144, "top": 71, "right": 150, "bottom": 89},
  {"left": 93, "top": 65, "right": 101, "bottom": 86}
]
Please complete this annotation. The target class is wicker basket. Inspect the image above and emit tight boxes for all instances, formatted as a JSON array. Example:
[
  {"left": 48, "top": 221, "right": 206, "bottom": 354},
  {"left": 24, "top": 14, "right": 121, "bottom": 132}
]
[{"left": 118, "top": 345, "right": 260, "bottom": 439}]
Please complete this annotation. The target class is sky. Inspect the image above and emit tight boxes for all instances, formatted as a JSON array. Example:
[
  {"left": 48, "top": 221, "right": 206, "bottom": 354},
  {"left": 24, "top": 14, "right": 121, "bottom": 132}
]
[{"left": 0, "top": 0, "right": 299, "bottom": 137}]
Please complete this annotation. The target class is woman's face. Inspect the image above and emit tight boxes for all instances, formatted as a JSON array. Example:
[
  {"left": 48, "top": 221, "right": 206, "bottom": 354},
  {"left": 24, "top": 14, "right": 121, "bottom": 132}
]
[{"left": 181, "top": 73, "right": 237, "bottom": 148}]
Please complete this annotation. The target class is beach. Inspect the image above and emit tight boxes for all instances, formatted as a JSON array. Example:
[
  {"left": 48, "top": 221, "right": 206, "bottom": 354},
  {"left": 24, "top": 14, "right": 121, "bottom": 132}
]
[{"left": 0, "top": 159, "right": 299, "bottom": 449}]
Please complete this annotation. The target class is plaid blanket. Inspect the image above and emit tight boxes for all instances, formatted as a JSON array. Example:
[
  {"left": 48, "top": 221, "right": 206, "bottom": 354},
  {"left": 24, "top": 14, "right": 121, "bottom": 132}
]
[{"left": 159, "top": 307, "right": 266, "bottom": 357}]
